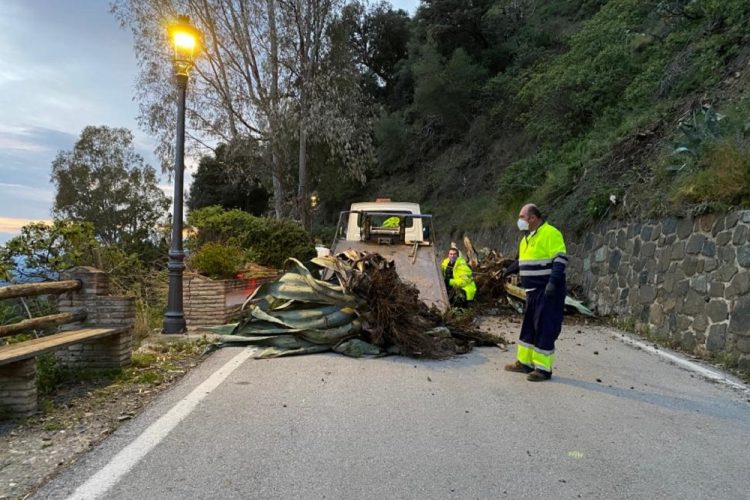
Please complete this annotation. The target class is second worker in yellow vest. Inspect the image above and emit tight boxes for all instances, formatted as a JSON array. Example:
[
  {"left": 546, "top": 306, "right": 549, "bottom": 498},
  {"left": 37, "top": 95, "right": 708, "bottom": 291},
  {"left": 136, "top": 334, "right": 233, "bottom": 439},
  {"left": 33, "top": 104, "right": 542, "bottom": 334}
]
[{"left": 441, "top": 247, "right": 477, "bottom": 308}]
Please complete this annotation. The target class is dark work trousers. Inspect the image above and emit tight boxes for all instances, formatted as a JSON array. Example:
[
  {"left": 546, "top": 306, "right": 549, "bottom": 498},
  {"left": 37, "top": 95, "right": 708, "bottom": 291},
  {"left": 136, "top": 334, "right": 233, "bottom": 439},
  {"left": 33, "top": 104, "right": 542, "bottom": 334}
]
[{"left": 519, "top": 285, "right": 565, "bottom": 373}]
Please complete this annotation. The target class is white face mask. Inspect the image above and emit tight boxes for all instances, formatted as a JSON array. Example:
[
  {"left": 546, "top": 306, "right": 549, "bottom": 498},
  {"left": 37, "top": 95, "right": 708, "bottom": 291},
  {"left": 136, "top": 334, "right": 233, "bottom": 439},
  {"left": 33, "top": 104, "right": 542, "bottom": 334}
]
[{"left": 517, "top": 218, "right": 530, "bottom": 231}]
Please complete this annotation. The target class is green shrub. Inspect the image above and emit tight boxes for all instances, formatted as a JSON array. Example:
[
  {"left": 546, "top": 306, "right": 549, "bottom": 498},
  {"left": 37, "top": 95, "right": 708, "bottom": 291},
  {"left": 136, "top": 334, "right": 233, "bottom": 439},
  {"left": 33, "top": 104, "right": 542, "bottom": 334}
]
[
  {"left": 188, "top": 207, "right": 316, "bottom": 269},
  {"left": 586, "top": 191, "right": 613, "bottom": 220},
  {"left": 36, "top": 354, "right": 63, "bottom": 396},
  {"left": 672, "top": 139, "right": 750, "bottom": 206},
  {"left": 188, "top": 242, "right": 247, "bottom": 280},
  {"left": 374, "top": 111, "right": 413, "bottom": 172},
  {"left": 131, "top": 352, "right": 158, "bottom": 368}
]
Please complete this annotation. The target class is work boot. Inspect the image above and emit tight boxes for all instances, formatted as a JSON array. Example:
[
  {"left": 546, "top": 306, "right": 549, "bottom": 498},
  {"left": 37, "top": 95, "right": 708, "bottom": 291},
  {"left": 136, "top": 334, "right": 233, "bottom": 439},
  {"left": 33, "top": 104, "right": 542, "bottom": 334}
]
[
  {"left": 504, "top": 361, "right": 533, "bottom": 373},
  {"left": 526, "top": 369, "right": 552, "bottom": 382}
]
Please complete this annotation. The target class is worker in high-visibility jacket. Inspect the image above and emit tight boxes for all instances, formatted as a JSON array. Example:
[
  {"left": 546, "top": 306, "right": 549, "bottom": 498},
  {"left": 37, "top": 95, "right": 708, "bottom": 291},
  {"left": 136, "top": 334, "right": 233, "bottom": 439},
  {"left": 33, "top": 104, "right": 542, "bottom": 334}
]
[
  {"left": 502, "top": 203, "right": 567, "bottom": 382},
  {"left": 441, "top": 247, "right": 477, "bottom": 307},
  {"left": 382, "top": 216, "right": 401, "bottom": 228}
]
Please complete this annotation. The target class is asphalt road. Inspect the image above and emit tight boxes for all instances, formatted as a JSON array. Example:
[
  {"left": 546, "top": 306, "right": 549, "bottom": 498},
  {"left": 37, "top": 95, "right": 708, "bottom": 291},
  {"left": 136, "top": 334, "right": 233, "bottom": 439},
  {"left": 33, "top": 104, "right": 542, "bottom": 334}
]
[{"left": 35, "top": 321, "right": 750, "bottom": 500}]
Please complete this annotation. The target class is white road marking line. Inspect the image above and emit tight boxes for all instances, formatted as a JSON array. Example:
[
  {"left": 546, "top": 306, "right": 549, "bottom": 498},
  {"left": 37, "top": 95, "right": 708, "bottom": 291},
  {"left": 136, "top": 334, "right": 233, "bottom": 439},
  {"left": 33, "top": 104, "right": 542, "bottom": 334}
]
[
  {"left": 66, "top": 348, "right": 255, "bottom": 500},
  {"left": 612, "top": 332, "right": 748, "bottom": 392}
]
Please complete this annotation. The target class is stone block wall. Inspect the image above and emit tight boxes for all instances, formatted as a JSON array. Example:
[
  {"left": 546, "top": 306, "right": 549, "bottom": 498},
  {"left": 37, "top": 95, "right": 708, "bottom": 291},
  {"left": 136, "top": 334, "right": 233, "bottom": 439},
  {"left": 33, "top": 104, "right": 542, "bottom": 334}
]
[
  {"left": 56, "top": 268, "right": 135, "bottom": 369},
  {"left": 183, "top": 273, "right": 246, "bottom": 327},
  {"left": 567, "top": 210, "right": 750, "bottom": 372},
  {"left": 54, "top": 332, "right": 132, "bottom": 370},
  {"left": 0, "top": 359, "right": 36, "bottom": 416}
]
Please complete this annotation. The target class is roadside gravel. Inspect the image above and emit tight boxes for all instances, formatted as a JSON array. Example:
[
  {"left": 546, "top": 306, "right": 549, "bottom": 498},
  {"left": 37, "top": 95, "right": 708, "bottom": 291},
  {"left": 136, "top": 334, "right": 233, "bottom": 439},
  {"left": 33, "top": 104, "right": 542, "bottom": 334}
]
[{"left": 0, "top": 335, "right": 210, "bottom": 500}]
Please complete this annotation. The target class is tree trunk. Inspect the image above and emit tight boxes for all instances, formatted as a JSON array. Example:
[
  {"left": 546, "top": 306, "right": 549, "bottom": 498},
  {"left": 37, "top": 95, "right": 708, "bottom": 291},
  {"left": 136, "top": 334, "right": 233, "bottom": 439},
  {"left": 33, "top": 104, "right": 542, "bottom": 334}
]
[
  {"left": 267, "top": 0, "right": 285, "bottom": 219},
  {"left": 298, "top": 123, "right": 310, "bottom": 230},
  {"left": 271, "top": 146, "right": 286, "bottom": 219}
]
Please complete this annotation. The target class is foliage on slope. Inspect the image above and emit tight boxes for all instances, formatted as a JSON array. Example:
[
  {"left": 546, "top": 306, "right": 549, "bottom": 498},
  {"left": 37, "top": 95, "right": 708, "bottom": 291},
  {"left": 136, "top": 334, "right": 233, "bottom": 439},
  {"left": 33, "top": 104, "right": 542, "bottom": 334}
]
[{"left": 350, "top": 0, "right": 750, "bottom": 237}]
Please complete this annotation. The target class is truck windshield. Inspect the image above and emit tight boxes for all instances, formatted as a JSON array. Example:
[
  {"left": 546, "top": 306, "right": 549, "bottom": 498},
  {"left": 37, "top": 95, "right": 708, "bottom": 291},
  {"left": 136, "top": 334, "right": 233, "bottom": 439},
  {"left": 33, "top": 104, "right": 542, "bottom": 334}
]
[{"left": 359, "top": 211, "right": 415, "bottom": 228}]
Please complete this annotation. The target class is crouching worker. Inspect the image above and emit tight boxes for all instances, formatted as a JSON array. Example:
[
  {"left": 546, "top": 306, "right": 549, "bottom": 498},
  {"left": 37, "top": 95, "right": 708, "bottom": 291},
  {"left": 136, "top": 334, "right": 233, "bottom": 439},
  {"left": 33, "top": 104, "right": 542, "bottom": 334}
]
[
  {"left": 382, "top": 216, "right": 401, "bottom": 228},
  {"left": 441, "top": 247, "right": 476, "bottom": 308}
]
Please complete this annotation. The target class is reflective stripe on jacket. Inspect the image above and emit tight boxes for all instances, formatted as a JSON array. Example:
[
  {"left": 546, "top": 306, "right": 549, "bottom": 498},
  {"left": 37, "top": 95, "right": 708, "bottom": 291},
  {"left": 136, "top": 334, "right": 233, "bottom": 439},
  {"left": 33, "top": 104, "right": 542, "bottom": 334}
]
[
  {"left": 441, "top": 257, "right": 477, "bottom": 301},
  {"left": 518, "top": 221, "right": 568, "bottom": 289}
]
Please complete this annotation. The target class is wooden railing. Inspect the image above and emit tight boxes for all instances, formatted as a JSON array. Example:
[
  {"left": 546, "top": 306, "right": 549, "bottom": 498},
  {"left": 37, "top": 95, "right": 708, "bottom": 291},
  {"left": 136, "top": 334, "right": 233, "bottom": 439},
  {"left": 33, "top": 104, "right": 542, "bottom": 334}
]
[
  {"left": 0, "top": 267, "right": 135, "bottom": 418},
  {"left": 0, "top": 279, "right": 81, "bottom": 300},
  {"left": 0, "top": 280, "right": 86, "bottom": 338}
]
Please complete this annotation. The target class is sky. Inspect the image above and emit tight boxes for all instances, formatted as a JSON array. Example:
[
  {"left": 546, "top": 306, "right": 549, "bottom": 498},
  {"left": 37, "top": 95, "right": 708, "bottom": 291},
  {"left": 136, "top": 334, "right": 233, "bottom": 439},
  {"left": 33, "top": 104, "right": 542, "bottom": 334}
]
[{"left": 0, "top": 0, "right": 419, "bottom": 244}]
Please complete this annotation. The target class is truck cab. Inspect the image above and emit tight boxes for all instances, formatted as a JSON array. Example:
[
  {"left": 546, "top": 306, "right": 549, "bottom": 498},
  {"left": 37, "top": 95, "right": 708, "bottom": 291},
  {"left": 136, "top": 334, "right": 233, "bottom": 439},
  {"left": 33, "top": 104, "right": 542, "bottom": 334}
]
[{"left": 330, "top": 199, "right": 448, "bottom": 311}]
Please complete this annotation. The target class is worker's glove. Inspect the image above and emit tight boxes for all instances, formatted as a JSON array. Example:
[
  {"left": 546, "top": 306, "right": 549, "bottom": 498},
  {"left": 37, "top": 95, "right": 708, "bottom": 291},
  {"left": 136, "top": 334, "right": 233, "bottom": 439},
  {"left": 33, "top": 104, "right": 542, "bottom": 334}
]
[
  {"left": 544, "top": 282, "right": 556, "bottom": 298},
  {"left": 501, "top": 269, "right": 510, "bottom": 280},
  {"left": 448, "top": 279, "right": 456, "bottom": 288}
]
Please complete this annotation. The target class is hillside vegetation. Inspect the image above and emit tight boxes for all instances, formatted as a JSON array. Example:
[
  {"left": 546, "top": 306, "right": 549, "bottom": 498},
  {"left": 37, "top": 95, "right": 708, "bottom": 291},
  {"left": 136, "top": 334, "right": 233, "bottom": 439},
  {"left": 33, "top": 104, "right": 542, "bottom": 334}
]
[{"left": 322, "top": 0, "right": 750, "bottom": 240}]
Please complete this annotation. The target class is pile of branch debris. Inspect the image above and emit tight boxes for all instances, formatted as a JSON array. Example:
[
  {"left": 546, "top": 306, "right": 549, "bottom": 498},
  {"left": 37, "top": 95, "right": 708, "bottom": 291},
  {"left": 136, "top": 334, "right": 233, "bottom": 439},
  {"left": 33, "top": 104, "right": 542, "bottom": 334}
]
[
  {"left": 461, "top": 236, "right": 594, "bottom": 316},
  {"left": 211, "top": 251, "right": 502, "bottom": 359}
]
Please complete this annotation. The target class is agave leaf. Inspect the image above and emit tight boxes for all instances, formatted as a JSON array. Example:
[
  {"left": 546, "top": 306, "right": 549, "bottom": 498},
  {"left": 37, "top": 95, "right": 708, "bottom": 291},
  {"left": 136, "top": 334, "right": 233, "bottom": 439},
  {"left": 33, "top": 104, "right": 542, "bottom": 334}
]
[
  {"left": 666, "top": 163, "right": 687, "bottom": 172},
  {"left": 311, "top": 256, "right": 353, "bottom": 276},
  {"left": 231, "top": 322, "right": 303, "bottom": 336},
  {"left": 564, "top": 296, "right": 596, "bottom": 317},
  {"left": 207, "top": 324, "right": 239, "bottom": 335},
  {"left": 270, "top": 299, "right": 296, "bottom": 310},
  {"left": 249, "top": 280, "right": 343, "bottom": 305},
  {"left": 271, "top": 305, "right": 355, "bottom": 323},
  {"left": 672, "top": 146, "right": 692, "bottom": 155},
  {"left": 300, "top": 320, "right": 361, "bottom": 344},
  {"left": 249, "top": 304, "right": 358, "bottom": 330},
  {"left": 333, "top": 338, "right": 384, "bottom": 358},
  {"left": 506, "top": 296, "right": 524, "bottom": 314},
  {"left": 250, "top": 307, "right": 290, "bottom": 326},
  {"left": 285, "top": 258, "right": 357, "bottom": 304},
  {"left": 254, "top": 345, "right": 331, "bottom": 359},
  {"left": 214, "top": 334, "right": 313, "bottom": 348}
]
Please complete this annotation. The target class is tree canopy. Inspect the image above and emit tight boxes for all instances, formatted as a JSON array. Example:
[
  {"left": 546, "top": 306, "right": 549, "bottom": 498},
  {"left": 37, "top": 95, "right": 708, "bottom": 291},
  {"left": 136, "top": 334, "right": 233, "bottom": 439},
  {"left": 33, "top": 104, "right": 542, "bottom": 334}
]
[
  {"left": 187, "top": 143, "right": 270, "bottom": 215},
  {"left": 110, "top": 0, "right": 750, "bottom": 236},
  {"left": 113, "top": 0, "right": 375, "bottom": 226},
  {"left": 51, "top": 126, "right": 169, "bottom": 251}
]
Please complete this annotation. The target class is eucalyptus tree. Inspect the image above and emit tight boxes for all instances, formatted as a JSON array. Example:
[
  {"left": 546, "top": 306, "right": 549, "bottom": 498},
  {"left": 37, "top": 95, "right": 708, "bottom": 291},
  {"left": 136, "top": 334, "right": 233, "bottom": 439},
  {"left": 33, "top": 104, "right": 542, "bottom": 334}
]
[
  {"left": 113, "top": 0, "right": 375, "bottom": 226},
  {"left": 278, "top": 0, "right": 376, "bottom": 228}
]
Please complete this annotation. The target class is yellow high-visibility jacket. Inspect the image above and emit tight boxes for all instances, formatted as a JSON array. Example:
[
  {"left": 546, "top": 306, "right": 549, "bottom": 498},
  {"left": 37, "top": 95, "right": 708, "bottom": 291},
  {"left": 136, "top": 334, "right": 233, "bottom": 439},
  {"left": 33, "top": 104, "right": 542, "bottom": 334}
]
[
  {"left": 441, "top": 256, "right": 477, "bottom": 301},
  {"left": 518, "top": 221, "right": 568, "bottom": 289},
  {"left": 382, "top": 216, "right": 401, "bottom": 227}
]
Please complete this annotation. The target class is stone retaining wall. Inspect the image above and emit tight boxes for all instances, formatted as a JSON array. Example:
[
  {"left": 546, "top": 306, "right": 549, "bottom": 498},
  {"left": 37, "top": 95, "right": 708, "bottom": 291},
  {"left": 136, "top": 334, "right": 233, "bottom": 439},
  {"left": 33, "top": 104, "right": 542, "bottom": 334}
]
[{"left": 567, "top": 210, "right": 750, "bottom": 372}]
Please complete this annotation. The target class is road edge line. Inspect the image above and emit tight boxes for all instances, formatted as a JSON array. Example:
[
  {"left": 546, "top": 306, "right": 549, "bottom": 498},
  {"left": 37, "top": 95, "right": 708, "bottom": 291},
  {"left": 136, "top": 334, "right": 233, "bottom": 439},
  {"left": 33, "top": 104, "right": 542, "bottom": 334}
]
[
  {"left": 611, "top": 331, "right": 748, "bottom": 392},
  {"left": 66, "top": 348, "right": 255, "bottom": 500}
]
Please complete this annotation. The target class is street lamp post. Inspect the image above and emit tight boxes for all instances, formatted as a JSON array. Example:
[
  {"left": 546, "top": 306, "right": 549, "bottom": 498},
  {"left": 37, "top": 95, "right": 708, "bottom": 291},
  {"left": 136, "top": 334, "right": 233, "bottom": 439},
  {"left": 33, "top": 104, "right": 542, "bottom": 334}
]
[{"left": 163, "top": 16, "right": 200, "bottom": 334}]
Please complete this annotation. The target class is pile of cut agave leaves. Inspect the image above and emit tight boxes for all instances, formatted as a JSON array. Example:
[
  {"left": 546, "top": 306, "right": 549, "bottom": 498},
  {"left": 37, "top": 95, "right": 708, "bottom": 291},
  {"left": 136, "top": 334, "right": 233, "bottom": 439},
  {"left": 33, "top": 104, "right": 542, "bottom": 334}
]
[{"left": 210, "top": 251, "right": 501, "bottom": 359}]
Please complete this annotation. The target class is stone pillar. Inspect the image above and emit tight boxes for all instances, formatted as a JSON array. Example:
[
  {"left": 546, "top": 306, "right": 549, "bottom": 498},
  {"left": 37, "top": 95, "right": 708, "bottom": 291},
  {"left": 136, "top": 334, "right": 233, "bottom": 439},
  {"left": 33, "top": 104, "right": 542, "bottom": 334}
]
[
  {"left": 56, "top": 267, "right": 135, "bottom": 370},
  {"left": 0, "top": 359, "right": 37, "bottom": 417},
  {"left": 58, "top": 266, "right": 110, "bottom": 327}
]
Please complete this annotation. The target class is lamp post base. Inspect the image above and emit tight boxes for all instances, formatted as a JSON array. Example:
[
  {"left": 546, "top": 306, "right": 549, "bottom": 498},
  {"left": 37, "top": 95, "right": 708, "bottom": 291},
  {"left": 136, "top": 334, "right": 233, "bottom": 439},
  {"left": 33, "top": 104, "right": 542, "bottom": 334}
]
[{"left": 162, "top": 314, "right": 187, "bottom": 334}]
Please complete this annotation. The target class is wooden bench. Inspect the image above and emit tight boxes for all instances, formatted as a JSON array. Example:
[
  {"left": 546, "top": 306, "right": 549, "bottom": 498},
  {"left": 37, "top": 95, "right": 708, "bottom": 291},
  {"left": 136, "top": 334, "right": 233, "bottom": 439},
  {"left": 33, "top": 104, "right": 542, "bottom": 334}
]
[{"left": 0, "top": 267, "right": 134, "bottom": 418}]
